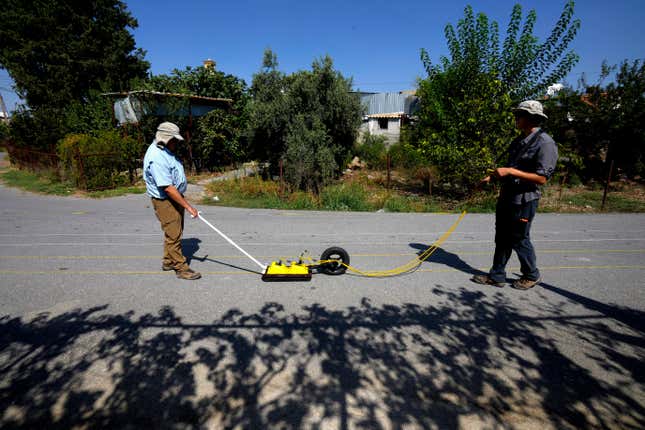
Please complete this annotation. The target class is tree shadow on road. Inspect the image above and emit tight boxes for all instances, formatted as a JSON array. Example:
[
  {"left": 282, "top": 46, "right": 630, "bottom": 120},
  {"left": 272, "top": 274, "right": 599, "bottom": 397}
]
[{"left": 1, "top": 289, "right": 643, "bottom": 429}]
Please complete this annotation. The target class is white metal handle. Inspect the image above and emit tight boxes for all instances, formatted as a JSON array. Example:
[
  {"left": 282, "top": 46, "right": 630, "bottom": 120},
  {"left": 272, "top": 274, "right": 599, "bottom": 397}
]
[{"left": 197, "top": 212, "right": 267, "bottom": 271}]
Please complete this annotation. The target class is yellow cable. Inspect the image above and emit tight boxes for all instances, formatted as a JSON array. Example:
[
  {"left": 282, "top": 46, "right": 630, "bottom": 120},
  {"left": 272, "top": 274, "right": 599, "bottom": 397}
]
[{"left": 313, "top": 211, "right": 467, "bottom": 277}]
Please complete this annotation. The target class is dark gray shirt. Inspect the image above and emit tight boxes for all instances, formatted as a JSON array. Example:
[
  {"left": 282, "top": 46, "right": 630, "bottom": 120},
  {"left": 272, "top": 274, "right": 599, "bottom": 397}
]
[{"left": 500, "top": 128, "right": 558, "bottom": 204}]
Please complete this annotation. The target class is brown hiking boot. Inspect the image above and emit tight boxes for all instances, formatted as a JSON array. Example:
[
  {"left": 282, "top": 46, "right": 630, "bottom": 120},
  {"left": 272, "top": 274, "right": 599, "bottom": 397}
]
[
  {"left": 471, "top": 274, "right": 504, "bottom": 288},
  {"left": 162, "top": 264, "right": 175, "bottom": 271},
  {"left": 176, "top": 268, "right": 202, "bottom": 280},
  {"left": 511, "top": 277, "right": 541, "bottom": 290}
]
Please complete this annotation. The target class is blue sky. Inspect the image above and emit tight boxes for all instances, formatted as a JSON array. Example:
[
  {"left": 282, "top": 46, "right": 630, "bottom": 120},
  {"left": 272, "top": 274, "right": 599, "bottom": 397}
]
[{"left": 1, "top": 0, "right": 644, "bottom": 113}]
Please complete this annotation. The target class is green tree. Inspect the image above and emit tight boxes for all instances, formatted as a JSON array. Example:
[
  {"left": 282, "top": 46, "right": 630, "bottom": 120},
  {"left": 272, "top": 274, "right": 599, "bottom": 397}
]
[
  {"left": 411, "top": 2, "right": 581, "bottom": 192},
  {"left": 422, "top": 2, "right": 580, "bottom": 100},
  {"left": 410, "top": 70, "right": 514, "bottom": 191},
  {"left": 143, "top": 66, "right": 247, "bottom": 107},
  {"left": 285, "top": 56, "right": 362, "bottom": 172},
  {"left": 139, "top": 65, "right": 249, "bottom": 169},
  {"left": 544, "top": 60, "right": 645, "bottom": 180},
  {"left": 0, "top": 0, "right": 148, "bottom": 110},
  {"left": 247, "top": 51, "right": 362, "bottom": 191},
  {"left": 0, "top": 121, "right": 9, "bottom": 144},
  {"left": 192, "top": 109, "right": 242, "bottom": 168},
  {"left": 246, "top": 49, "right": 290, "bottom": 166},
  {"left": 283, "top": 115, "right": 335, "bottom": 192},
  {"left": 1, "top": 0, "right": 148, "bottom": 150},
  {"left": 606, "top": 60, "right": 645, "bottom": 177}
]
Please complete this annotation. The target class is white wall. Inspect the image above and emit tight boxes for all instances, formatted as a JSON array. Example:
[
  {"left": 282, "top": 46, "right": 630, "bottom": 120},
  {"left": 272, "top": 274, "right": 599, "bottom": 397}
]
[{"left": 359, "top": 118, "right": 401, "bottom": 146}]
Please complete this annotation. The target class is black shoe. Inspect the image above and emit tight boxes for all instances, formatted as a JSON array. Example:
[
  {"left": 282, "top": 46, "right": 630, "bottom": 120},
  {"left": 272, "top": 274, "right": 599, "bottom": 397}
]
[{"left": 471, "top": 274, "right": 504, "bottom": 288}]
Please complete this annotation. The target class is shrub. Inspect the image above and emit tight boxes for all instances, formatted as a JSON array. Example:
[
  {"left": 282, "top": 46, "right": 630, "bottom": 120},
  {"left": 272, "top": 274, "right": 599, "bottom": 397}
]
[
  {"left": 9, "top": 107, "right": 69, "bottom": 151},
  {"left": 388, "top": 142, "right": 426, "bottom": 170},
  {"left": 57, "top": 130, "right": 143, "bottom": 190},
  {"left": 383, "top": 195, "right": 413, "bottom": 212},
  {"left": 287, "top": 191, "right": 318, "bottom": 210},
  {"left": 321, "top": 182, "right": 371, "bottom": 211},
  {"left": 283, "top": 115, "right": 336, "bottom": 193},
  {"left": 355, "top": 132, "right": 388, "bottom": 169},
  {"left": 247, "top": 51, "right": 363, "bottom": 185},
  {"left": 0, "top": 121, "right": 9, "bottom": 145}
]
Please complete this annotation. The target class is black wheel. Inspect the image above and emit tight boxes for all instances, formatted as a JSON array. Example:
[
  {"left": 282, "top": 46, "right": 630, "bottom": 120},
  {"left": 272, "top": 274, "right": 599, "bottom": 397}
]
[{"left": 319, "top": 247, "right": 350, "bottom": 275}]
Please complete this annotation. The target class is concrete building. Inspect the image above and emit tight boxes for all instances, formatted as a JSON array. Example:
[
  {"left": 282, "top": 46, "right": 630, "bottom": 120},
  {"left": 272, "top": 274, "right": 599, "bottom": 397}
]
[{"left": 359, "top": 91, "right": 419, "bottom": 145}]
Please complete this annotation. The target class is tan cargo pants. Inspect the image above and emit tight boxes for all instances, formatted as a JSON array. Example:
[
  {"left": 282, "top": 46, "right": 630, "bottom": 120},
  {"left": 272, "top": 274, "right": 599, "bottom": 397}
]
[{"left": 151, "top": 198, "right": 189, "bottom": 271}]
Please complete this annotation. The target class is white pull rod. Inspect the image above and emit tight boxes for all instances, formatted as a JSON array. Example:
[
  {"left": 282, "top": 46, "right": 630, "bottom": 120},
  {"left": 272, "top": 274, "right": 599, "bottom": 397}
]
[{"left": 197, "top": 212, "right": 267, "bottom": 271}]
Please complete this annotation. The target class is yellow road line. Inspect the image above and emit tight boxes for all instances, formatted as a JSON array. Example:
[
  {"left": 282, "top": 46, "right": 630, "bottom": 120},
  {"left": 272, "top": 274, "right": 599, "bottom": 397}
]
[
  {"left": 1, "top": 249, "right": 644, "bottom": 259},
  {"left": 0, "top": 265, "right": 644, "bottom": 276}
]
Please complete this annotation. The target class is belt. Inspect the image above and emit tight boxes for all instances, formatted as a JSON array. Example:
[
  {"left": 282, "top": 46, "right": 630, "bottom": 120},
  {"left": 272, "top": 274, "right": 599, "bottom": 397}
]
[{"left": 151, "top": 194, "right": 184, "bottom": 201}]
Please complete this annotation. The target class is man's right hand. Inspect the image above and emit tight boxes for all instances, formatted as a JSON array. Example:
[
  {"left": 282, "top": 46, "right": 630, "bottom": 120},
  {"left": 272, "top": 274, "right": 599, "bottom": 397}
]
[{"left": 186, "top": 205, "right": 199, "bottom": 218}]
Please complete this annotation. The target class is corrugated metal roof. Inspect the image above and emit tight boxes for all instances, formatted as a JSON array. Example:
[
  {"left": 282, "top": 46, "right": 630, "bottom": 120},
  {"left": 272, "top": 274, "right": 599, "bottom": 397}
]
[{"left": 361, "top": 92, "right": 419, "bottom": 115}]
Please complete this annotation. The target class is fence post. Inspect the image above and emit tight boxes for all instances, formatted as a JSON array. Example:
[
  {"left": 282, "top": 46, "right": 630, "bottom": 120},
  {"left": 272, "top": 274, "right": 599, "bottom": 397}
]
[
  {"left": 386, "top": 154, "right": 391, "bottom": 189},
  {"left": 601, "top": 159, "right": 615, "bottom": 211},
  {"left": 558, "top": 169, "right": 568, "bottom": 210},
  {"left": 76, "top": 147, "right": 87, "bottom": 190},
  {"left": 279, "top": 158, "right": 284, "bottom": 195}
]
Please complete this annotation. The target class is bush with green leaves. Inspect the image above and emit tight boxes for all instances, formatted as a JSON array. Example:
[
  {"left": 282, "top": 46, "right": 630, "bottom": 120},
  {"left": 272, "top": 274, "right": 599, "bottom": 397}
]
[
  {"left": 409, "top": 2, "right": 581, "bottom": 192},
  {"left": 63, "top": 91, "right": 115, "bottom": 135},
  {"left": 0, "top": 0, "right": 148, "bottom": 111},
  {"left": 7, "top": 91, "right": 116, "bottom": 153},
  {"left": 421, "top": 2, "right": 580, "bottom": 101},
  {"left": 192, "top": 109, "right": 242, "bottom": 169},
  {"left": 355, "top": 132, "right": 388, "bottom": 169},
  {"left": 320, "top": 182, "right": 371, "bottom": 211},
  {"left": 283, "top": 115, "right": 337, "bottom": 192},
  {"left": 0, "top": 120, "right": 10, "bottom": 145},
  {"left": 57, "top": 130, "right": 143, "bottom": 190},
  {"left": 544, "top": 60, "right": 645, "bottom": 180},
  {"left": 8, "top": 107, "right": 68, "bottom": 151},
  {"left": 409, "top": 72, "right": 514, "bottom": 191},
  {"left": 247, "top": 50, "right": 363, "bottom": 191},
  {"left": 1, "top": 0, "right": 148, "bottom": 154},
  {"left": 139, "top": 65, "right": 249, "bottom": 170},
  {"left": 387, "top": 141, "right": 426, "bottom": 170}
]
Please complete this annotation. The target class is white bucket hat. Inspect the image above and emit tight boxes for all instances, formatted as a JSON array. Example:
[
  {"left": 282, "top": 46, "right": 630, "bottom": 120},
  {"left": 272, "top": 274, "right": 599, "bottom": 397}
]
[
  {"left": 512, "top": 100, "right": 548, "bottom": 120},
  {"left": 155, "top": 122, "right": 185, "bottom": 144}
]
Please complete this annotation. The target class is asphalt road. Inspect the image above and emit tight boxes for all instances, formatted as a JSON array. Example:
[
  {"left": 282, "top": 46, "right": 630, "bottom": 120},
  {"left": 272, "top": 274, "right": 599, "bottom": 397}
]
[{"left": 0, "top": 180, "right": 643, "bottom": 429}]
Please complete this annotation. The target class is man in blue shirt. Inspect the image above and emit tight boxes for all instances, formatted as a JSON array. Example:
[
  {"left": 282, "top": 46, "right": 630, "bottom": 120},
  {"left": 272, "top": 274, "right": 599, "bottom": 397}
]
[
  {"left": 143, "top": 122, "right": 201, "bottom": 280},
  {"left": 472, "top": 100, "right": 558, "bottom": 290}
]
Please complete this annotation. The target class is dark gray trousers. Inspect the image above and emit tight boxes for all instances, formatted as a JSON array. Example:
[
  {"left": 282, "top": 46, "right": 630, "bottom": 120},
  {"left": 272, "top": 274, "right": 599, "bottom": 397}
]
[{"left": 489, "top": 198, "right": 540, "bottom": 283}]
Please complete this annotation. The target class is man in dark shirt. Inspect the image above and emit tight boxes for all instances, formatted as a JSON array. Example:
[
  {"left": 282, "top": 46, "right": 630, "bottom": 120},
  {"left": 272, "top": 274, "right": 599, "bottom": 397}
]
[{"left": 472, "top": 100, "right": 558, "bottom": 290}]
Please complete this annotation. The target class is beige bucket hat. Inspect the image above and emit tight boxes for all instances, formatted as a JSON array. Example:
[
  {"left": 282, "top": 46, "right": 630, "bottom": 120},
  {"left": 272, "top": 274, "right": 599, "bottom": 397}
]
[
  {"left": 155, "top": 122, "right": 185, "bottom": 144},
  {"left": 512, "top": 100, "right": 548, "bottom": 119}
]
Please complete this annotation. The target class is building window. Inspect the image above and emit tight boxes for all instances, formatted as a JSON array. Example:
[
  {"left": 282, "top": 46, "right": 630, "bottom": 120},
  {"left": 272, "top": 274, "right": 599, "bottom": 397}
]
[{"left": 378, "top": 118, "right": 389, "bottom": 129}]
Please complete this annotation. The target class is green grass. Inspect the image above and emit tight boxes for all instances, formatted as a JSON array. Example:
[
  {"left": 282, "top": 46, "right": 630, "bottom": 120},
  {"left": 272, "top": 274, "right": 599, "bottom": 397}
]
[
  {"left": 566, "top": 191, "right": 645, "bottom": 212},
  {"left": 1, "top": 168, "right": 146, "bottom": 198},
  {"left": 86, "top": 186, "right": 146, "bottom": 198},
  {"left": 1, "top": 169, "right": 76, "bottom": 195},
  {"left": 320, "top": 183, "right": 372, "bottom": 211},
  {"left": 200, "top": 175, "right": 645, "bottom": 213}
]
